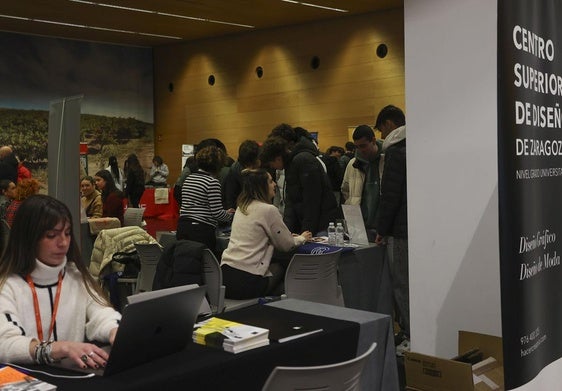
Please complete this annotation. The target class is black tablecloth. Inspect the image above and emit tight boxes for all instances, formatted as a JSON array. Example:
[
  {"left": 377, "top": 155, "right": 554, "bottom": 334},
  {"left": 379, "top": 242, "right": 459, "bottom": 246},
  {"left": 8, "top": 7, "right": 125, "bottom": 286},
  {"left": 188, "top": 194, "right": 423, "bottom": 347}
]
[{"left": 34, "top": 305, "right": 359, "bottom": 390}]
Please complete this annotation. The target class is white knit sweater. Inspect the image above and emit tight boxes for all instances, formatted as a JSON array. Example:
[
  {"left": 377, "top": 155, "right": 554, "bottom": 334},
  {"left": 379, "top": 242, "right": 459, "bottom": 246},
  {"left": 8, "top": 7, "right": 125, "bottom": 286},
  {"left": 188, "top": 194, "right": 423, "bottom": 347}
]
[
  {"left": 221, "top": 201, "right": 306, "bottom": 276},
  {"left": 0, "top": 259, "right": 121, "bottom": 363}
]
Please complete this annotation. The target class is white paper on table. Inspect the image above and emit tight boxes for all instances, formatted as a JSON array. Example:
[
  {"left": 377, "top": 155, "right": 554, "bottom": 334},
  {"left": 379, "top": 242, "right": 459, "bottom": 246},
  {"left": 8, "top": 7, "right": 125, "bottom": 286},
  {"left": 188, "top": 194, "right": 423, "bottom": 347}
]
[{"left": 341, "top": 204, "right": 369, "bottom": 246}]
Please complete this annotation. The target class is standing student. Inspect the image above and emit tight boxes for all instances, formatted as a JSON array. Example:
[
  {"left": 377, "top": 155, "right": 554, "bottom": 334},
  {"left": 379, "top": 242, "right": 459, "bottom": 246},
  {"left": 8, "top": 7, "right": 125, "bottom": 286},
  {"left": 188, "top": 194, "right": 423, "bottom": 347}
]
[
  {"left": 221, "top": 169, "right": 311, "bottom": 299},
  {"left": 341, "top": 125, "right": 384, "bottom": 240},
  {"left": 147, "top": 156, "right": 169, "bottom": 187},
  {"left": 177, "top": 146, "right": 234, "bottom": 251},
  {"left": 0, "top": 195, "right": 120, "bottom": 367},
  {"left": 374, "top": 105, "right": 408, "bottom": 354},
  {"left": 260, "top": 126, "right": 340, "bottom": 235},
  {"left": 123, "top": 154, "right": 145, "bottom": 208},
  {"left": 106, "top": 156, "right": 125, "bottom": 191},
  {"left": 222, "top": 140, "right": 261, "bottom": 209}
]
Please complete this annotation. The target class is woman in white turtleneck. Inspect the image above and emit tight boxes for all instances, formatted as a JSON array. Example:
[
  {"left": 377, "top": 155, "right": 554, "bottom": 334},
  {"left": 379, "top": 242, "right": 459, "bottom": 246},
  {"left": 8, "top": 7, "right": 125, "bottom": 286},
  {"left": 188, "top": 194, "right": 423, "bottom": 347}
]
[{"left": 0, "top": 195, "right": 121, "bottom": 369}]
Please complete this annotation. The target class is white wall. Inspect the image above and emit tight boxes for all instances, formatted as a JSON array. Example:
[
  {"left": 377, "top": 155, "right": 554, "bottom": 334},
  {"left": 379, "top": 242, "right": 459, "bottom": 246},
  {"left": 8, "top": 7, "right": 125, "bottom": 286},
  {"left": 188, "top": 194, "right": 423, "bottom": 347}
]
[{"left": 405, "top": 0, "right": 501, "bottom": 356}]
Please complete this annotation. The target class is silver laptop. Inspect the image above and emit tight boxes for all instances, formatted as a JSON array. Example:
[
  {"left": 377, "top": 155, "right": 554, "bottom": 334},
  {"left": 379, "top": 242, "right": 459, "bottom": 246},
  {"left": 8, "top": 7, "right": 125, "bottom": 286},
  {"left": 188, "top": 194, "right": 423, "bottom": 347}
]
[{"left": 53, "top": 285, "right": 206, "bottom": 376}]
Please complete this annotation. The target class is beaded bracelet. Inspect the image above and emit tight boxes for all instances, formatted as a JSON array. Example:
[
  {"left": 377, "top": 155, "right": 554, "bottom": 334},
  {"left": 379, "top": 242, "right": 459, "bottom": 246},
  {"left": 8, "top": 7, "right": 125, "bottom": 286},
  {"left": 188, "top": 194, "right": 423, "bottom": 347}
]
[{"left": 34, "top": 340, "right": 55, "bottom": 364}]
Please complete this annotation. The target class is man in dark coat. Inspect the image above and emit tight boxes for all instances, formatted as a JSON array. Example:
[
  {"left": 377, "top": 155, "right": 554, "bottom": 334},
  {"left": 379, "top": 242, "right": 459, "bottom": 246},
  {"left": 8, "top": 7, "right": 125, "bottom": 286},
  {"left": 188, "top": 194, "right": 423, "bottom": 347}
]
[
  {"left": 374, "top": 105, "right": 409, "bottom": 354},
  {"left": 262, "top": 125, "right": 340, "bottom": 235}
]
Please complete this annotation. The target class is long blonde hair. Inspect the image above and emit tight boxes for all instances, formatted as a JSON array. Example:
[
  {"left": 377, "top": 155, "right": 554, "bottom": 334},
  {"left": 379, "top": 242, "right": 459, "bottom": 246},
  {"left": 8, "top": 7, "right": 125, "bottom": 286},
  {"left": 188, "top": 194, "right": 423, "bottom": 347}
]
[{"left": 236, "top": 169, "right": 272, "bottom": 215}]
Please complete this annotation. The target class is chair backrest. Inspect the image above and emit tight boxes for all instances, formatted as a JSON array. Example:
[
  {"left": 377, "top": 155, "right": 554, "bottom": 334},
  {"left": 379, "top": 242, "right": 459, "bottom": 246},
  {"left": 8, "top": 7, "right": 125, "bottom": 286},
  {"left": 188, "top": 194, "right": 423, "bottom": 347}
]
[
  {"left": 134, "top": 243, "right": 163, "bottom": 293},
  {"left": 261, "top": 342, "right": 377, "bottom": 391},
  {"left": 201, "top": 248, "right": 225, "bottom": 313},
  {"left": 123, "top": 207, "right": 145, "bottom": 227},
  {"left": 200, "top": 249, "right": 260, "bottom": 312},
  {"left": 157, "top": 231, "right": 177, "bottom": 248},
  {"left": 284, "top": 249, "right": 344, "bottom": 306}
]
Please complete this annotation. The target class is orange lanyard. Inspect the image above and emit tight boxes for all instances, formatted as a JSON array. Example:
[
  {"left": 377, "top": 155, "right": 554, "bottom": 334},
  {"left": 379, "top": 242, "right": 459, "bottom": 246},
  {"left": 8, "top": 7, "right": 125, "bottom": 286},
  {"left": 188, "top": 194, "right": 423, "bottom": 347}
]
[{"left": 26, "top": 271, "right": 63, "bottom": 342}]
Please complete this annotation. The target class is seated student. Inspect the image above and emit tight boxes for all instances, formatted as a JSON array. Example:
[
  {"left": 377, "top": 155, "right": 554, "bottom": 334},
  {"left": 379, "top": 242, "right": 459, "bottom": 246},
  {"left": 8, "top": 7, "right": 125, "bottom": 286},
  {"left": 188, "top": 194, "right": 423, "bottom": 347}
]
[
  {"left": 221, "top": 169, "right": 311, "bottom": 299},
  {"left": 95, "top": 169, "right": 125, "bottom": 225},
  {"left": 0, "top": 195, "right": 121, "bottom": 367},
  {"left": 81, "top": 175, "right": 103, "bottom": 218}
]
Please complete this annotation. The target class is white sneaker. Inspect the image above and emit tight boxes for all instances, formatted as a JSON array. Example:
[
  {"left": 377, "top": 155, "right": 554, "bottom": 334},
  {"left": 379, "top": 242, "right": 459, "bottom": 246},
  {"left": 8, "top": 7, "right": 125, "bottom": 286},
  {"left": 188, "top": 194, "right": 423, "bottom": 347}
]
[{"left": 395, "top": 338, "right": 410, "bottom": 357}]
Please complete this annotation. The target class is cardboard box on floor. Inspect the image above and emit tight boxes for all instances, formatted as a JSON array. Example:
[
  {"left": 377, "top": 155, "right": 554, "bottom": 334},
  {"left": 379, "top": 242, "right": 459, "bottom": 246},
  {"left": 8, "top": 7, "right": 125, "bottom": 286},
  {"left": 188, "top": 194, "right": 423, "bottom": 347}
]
[{"left": 405, "top": 331, "right": 504, "bottom": 391}]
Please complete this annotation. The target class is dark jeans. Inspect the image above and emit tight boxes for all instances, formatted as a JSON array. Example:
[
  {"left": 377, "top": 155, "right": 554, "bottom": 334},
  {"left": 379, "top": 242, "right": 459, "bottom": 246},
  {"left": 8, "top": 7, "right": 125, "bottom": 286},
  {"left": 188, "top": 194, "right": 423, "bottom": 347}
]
[
  {"left": 387, "top": 237, "right": 409, "bottom": 337},
  {"left": 221, "top": 264, "right": 285, "bottom": 299},
  {"left": 176, "top": 217, "right": 217, "bottom": 251}
]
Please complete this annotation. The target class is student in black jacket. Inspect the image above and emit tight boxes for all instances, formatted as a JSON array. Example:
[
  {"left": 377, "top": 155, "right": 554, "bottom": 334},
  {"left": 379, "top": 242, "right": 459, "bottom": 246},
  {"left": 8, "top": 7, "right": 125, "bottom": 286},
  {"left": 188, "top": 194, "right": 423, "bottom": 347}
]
[
  {"left": 374, "top": 105, "right": 409, "bottom": 354},
  {"left": 261, "top": 125, "right": 340, "bottom": 235}
]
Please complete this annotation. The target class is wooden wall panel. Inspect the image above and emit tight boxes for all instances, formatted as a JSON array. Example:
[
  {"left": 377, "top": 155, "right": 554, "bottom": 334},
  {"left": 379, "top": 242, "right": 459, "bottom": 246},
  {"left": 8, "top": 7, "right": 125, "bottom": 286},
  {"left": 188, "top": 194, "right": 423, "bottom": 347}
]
[{"left": 154, "top": 8, "right": 405, "bottom": 180}]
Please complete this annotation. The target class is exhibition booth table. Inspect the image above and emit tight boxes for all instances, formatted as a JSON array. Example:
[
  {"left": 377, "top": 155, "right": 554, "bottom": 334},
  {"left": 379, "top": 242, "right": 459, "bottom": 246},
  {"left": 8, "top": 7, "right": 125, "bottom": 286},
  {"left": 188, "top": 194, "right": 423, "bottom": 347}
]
[
  {"left": 295, "top": 242, "right": 393, "bottom": 315},
  {"left": 156, "top": 230, "right": 393, "bottom": 316},
  {"left": 138, "top": 187, "right": 178, "bottom": 220},
  {"left": 269, "top": 299, "right": 399, "bottom": 391},
  {"left": 30, "top": 302, "right": 388, "bottom": 390},
  {"left": 338, "top": 244, "right": 393, "bottom": 315}
]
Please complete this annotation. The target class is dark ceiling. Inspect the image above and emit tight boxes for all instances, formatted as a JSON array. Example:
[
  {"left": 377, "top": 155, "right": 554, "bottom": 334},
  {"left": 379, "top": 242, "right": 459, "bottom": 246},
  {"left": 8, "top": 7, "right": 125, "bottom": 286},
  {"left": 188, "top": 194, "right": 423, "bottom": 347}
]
[{"left": 0, "top": 0, "right": 403, "bottom": 47}]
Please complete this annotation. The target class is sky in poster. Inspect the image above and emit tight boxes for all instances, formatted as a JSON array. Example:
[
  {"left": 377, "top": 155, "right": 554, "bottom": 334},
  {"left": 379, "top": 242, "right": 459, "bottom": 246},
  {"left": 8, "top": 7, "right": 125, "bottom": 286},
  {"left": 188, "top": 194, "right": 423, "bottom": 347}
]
[{"left": 0, "top": 32, "right": 153, "bottom": 123}]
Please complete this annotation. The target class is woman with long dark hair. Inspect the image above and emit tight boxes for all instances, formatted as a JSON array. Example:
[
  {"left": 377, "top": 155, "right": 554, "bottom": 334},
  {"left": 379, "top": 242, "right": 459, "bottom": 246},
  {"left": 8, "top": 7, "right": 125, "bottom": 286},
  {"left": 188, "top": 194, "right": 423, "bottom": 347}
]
[
  {"left": 106, "top": 156, "right": 125, "bottom": 191},
  {"left": 94, "top": 169, "right": 124, "bottom": 225},
  {"left": 0, "top": 195, "right": 120, "bottom": 367},
  {"left": 123, "top": 154, "right": 145, "bottom": 208}
]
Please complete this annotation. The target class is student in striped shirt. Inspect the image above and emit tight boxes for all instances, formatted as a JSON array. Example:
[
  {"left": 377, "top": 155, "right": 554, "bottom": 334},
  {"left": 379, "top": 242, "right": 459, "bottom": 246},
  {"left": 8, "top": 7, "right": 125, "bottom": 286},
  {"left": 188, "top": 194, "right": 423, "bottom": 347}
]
[{"left": 177, "top": 146, "right": 235, "bottom": 251}]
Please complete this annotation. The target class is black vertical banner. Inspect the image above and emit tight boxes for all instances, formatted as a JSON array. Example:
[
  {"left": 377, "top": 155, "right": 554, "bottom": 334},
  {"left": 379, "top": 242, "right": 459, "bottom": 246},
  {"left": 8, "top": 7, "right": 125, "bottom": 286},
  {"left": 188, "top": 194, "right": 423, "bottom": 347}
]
[{"left": 498, "top": 0, "right": 562, "bottom": 388}]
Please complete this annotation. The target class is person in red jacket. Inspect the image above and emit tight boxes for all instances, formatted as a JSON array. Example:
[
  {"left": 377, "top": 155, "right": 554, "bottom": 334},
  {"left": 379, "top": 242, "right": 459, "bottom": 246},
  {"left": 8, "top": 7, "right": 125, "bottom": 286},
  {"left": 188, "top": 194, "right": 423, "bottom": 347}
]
[
  {"left": 17, "top": 154, "right": 32, "bottom": 182},
  {"left": 5, "top": 178, "right": 40, "bottom": 227}
]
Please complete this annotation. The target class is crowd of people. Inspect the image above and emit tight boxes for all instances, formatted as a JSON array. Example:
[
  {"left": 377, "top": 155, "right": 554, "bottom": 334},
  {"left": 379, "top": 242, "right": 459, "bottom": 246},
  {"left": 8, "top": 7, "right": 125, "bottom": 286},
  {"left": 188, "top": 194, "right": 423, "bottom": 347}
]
[
  {"left": 175, "top": 106, "right": 409, "bottom": 350},
  {"left": 0, "top": 146, "right": 41, "bottom": 227},
  {"left": 82, "top": 154, "right": 170, "bottom": 223},
  {"left": 173, "top": 105, "right": 409, "bottom": 355},
  {"left": 0, "top": 103, "right": 410, "bottom": 365}
]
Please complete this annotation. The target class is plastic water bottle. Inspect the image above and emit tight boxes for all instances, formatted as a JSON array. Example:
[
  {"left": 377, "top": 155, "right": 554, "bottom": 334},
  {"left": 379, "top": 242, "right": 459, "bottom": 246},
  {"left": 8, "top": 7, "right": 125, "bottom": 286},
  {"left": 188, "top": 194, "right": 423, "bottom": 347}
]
[
  {"left": 327, "top": 222, "right": 336, "bottom": 245},
  {"left": 336, "top": 222, "right": 345, "bottom": 246}
]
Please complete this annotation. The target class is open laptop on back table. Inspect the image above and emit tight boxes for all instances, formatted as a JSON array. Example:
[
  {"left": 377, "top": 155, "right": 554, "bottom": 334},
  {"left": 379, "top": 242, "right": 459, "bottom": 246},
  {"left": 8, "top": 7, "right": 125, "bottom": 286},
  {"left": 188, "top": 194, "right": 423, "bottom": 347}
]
[{"left": 53, "top": 285, "right": 206, "bottom": 376}]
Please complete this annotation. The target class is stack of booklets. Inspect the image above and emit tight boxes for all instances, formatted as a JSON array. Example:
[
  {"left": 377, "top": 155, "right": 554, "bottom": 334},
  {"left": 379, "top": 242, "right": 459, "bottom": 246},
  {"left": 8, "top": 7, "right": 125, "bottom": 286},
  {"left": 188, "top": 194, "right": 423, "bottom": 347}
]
[
  {"left": 193, "top": 317, "right": 269, "bottom": 354},
  {"left": 0, "top": 365, "right": 56, "bottom": 390}
]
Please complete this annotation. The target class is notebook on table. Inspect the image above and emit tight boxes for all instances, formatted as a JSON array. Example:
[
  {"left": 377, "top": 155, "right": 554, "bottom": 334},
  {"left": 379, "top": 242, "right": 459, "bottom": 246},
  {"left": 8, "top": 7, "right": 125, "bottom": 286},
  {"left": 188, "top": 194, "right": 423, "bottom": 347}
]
[{"left": 52, "top": 285, "right": 206, "bottom": 376}]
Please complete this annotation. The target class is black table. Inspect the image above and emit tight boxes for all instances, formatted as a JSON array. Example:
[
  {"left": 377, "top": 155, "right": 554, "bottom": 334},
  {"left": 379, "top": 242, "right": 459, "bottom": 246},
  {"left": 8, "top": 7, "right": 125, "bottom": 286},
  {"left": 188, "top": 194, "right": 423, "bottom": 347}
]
[
  {"left": 33, "top": 305, "right": 360, "bottom": 390},
  {"left": 269, "top": 298, "right": 400, "bottom": 391},
  {"left": 338, "top": 244, "right": 393, "bottom": 315}
]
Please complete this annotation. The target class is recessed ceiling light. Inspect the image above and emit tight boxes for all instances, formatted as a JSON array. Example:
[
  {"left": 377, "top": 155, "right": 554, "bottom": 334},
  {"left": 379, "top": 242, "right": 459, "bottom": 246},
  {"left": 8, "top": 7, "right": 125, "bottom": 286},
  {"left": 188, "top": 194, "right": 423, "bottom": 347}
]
[
  {"left": 69, "top": 0, "right": 254, "bottom": 28},
  {"left": 281, "top": 0, "right": 348, "bottom": 13},
  {"left": 0, "top": 14, "right": 182, "bottom": 40}
]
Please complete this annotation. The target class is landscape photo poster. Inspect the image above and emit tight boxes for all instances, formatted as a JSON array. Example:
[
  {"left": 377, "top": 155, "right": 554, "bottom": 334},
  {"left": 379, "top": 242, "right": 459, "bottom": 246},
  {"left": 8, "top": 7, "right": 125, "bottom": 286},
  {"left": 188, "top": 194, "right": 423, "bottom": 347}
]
[
  {"left": 0, "top": 32, "right": 154, "bottom": 188},
  {"left": 498, "top": 0, "right": 562, "bottom": 388}
]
